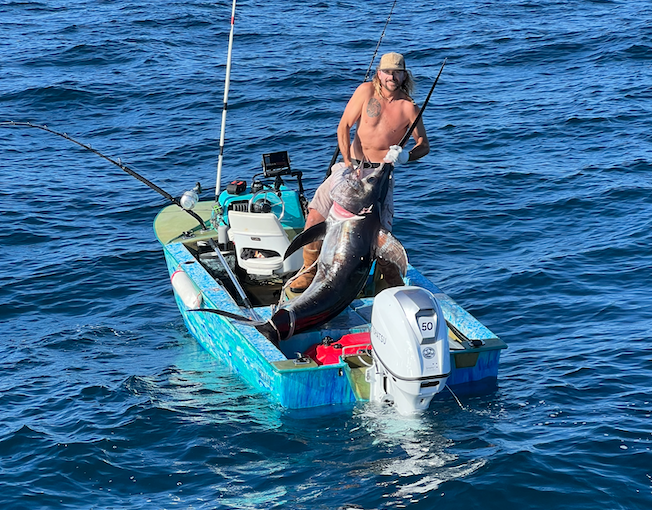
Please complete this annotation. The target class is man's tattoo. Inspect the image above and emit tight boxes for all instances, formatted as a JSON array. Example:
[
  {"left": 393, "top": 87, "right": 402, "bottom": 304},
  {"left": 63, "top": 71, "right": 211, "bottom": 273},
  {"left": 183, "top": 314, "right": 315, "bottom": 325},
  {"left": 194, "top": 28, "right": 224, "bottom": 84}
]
[{"left": 366, "top": 97, "right": 381, "bottom": 117}]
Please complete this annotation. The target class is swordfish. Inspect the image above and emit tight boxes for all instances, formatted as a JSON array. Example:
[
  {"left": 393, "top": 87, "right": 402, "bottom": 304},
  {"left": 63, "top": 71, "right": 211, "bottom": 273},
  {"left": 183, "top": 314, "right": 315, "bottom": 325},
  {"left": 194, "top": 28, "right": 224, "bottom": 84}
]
[{"left": 195, "top": 162, "right": 408, "bottom": 347}]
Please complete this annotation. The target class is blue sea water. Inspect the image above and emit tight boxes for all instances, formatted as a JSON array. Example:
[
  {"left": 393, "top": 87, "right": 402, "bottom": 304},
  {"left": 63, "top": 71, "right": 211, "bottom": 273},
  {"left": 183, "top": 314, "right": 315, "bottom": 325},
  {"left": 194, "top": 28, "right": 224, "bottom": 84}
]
[{"left": 1, "top": 0, "right": 652, "bottom": 508}]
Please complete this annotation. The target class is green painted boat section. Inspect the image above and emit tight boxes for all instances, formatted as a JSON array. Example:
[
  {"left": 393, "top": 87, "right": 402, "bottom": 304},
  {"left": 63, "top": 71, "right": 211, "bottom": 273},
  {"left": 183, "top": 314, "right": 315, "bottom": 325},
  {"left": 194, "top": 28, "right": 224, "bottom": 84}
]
[{"left": 154, "top": 203, "right": 214, "bottom": 245}]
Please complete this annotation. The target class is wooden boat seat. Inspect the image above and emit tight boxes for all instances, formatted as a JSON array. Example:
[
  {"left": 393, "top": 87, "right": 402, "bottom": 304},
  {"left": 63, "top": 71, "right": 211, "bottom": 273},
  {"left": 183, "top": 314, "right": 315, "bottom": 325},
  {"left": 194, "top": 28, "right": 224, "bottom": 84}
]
[{"left": 228, "top": 211, "right": 303, "bottom": 276}]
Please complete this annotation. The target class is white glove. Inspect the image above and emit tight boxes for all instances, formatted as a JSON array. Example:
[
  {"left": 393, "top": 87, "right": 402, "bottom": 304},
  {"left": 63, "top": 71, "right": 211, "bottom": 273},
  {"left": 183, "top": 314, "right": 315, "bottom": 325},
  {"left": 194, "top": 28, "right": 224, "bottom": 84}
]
[{"left": 383, "top": 145, "right": 409, "bottom": 165}]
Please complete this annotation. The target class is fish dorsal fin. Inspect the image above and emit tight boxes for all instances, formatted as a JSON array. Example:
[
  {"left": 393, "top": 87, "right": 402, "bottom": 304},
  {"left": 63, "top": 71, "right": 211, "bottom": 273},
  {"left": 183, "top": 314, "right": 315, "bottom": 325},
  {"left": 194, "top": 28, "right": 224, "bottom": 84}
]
[
  {"left": 283, "top": 221, "right": 327, "bottom": 259},
  {"left": 374, "top": 229, "right": 408, "bottom": 277}
]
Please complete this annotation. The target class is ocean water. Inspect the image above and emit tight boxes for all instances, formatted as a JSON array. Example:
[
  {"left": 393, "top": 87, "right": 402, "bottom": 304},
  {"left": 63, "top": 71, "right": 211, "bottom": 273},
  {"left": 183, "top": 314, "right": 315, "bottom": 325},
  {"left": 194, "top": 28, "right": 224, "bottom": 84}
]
[{"left": 1, "top": 0, "right": 651, "bottom": 508}]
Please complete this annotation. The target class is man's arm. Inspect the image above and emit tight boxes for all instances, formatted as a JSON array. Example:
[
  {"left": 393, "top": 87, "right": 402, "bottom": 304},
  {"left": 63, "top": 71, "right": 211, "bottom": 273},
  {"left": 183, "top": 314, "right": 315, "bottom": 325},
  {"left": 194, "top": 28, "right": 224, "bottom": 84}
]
[
  {"left": 337, "top": 83, "right": 372, "bottom": 166},
  {"left": 406, "top": 107, "right": 430, "bottom": 162}
]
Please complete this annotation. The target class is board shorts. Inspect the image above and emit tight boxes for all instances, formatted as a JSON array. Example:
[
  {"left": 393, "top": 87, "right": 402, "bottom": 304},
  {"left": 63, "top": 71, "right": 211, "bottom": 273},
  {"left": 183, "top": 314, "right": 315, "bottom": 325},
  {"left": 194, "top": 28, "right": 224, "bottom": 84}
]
[{"left": 309, "top": 162, "right": 394, "bottom": 231}]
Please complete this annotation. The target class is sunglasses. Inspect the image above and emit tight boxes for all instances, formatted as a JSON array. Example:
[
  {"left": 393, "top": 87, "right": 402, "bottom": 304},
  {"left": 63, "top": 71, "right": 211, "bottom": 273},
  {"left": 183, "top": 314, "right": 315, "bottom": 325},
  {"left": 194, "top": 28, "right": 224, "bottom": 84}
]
[{"left": 379, "top": 69, "right": 406, "bottom": 78}]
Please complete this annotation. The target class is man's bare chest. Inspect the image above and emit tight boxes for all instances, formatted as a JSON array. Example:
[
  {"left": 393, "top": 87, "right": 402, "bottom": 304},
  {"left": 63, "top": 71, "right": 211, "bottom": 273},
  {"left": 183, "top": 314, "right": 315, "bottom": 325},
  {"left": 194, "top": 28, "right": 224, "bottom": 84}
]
[{"left": 360, "top": 96, "right": 409, "bottom": 132}]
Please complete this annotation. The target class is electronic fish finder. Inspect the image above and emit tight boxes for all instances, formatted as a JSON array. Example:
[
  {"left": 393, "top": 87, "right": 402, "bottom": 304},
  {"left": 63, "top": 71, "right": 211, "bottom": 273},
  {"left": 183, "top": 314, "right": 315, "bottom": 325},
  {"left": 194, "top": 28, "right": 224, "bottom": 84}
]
[{"left": 262, "top": 151, "right": 292, "bottom": 178}]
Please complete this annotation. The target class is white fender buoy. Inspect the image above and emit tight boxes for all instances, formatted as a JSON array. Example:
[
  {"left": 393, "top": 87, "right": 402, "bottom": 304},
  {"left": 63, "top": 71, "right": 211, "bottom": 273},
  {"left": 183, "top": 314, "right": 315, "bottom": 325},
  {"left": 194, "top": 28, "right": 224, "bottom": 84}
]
[{"left": 171, "top": 268, "right": 203, "bottom": 309}]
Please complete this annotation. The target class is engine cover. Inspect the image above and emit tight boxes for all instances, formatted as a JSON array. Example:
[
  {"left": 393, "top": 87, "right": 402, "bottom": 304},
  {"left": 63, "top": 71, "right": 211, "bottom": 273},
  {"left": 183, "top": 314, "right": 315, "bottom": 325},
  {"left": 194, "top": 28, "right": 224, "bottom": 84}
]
[{"left": 367, "top": 286, "right": 450, "bottom": 414}]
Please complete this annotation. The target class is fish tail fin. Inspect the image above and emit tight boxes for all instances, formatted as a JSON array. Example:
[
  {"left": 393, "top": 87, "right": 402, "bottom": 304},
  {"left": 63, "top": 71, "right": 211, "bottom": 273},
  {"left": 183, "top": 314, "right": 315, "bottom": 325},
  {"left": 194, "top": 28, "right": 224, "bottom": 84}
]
[
  {"left": 188, "top": 308, "right": 281, "bottom": 348},
  {"left": 188, "top": 308, "right": 263, "bottom": 324},
  {"left": 255, "top": 322, "right": 281, "bottom": 349}
]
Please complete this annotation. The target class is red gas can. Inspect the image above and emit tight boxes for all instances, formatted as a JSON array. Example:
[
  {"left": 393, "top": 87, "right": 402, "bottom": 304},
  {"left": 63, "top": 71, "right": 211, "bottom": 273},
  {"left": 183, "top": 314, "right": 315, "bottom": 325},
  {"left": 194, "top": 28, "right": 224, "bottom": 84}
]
[{"left": 306, "top": 332, "right": 372, "bottom": 366}]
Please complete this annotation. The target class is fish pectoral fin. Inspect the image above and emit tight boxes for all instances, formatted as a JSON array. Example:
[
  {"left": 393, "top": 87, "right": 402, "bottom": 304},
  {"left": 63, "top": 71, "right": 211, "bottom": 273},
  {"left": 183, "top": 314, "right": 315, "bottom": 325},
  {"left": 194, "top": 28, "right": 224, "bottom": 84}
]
[
  {"left": 283, "top": 221, "right": 327, "bottom": 259},
  {"left": 375, "top": 229, "right": 408, "bottom": 277}
]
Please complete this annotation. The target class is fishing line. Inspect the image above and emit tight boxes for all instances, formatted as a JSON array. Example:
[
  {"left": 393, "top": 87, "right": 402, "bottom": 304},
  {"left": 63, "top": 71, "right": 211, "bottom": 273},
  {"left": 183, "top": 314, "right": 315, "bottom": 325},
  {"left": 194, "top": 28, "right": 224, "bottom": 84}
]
[
  {"left": 326, "top": 0, "right": 399, "bottom": 175},
  {"left": 0, "top": 121, "right": 208, "bottom": 230},
  {"left": 363, "top": 0, "right": 398, "bottom": 83},
  {"left": 446, "top": 384, "right": 466, "bottom": 411}
]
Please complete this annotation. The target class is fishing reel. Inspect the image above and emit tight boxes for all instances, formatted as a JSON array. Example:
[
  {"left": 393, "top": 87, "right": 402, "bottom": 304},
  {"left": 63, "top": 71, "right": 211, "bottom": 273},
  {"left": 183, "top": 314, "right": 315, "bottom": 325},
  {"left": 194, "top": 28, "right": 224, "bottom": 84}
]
[{"left": 180, "top": 182, "right": 202, "bottom": 210}]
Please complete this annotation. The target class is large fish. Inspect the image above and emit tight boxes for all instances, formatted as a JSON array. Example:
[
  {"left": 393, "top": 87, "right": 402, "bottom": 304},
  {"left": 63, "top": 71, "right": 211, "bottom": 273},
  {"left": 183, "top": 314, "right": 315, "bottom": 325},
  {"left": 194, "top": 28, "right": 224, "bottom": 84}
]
[{"left": 195, "top": 162, "right": 408, "bottom": 347}]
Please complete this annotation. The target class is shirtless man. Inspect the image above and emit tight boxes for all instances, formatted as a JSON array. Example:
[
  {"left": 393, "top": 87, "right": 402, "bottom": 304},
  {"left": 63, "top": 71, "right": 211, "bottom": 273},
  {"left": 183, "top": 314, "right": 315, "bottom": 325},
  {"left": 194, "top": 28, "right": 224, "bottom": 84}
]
[{"left": 290, "top": 52, "right": 430, "bottom": 292}]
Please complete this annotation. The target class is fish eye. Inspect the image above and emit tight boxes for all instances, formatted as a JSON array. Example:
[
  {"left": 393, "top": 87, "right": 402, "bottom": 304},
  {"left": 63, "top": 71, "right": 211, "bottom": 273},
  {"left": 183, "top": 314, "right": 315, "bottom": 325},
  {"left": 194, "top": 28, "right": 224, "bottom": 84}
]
[{"left": 367, "top": 177, "right": 376, "bottom": 183}]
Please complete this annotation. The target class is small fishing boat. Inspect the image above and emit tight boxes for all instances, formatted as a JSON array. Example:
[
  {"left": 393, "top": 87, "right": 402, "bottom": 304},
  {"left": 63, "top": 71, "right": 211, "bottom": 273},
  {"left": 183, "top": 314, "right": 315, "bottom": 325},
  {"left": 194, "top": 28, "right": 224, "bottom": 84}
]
[
  {"left": 1, "top": 1, "right": 505, "bottom": 415},
  {"left": 0, "top": 11, "right": 505, "bottom": 416},
  {"left": 151, "top": 0, "right": 505, "bottom": 414},
  {"left": 154, "top": 151, "right": 506, "bottom": 414}
]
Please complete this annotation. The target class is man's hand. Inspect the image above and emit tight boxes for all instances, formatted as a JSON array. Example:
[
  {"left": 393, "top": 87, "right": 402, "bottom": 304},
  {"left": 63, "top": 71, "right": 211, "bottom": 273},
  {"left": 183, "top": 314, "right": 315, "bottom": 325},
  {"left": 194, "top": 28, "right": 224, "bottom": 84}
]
[{"left": 383, "top": 145, "right": 409, "bottom": 165}]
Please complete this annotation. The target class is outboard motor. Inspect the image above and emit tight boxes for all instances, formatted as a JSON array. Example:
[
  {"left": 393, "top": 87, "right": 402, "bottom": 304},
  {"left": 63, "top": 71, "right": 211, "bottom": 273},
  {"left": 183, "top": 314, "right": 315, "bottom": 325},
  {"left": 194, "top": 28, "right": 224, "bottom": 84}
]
[{"left": 367, "top": 286, "right": 450, "bottom": 414}]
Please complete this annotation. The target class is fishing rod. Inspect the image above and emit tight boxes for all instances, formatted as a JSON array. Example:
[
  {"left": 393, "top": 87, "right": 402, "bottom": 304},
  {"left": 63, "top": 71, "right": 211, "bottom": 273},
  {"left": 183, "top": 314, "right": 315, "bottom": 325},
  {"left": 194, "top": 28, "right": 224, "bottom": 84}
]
[
  {"left": 378, "top": 58, "right": 446, "bottom": 204},
  {"left": 0, "top": 121, "right": 209, "bottom": 230},
  {"left": 214, "top": 0, "right": 238, "bottom": 202},
  {"left": 363, "top": 0, "right": 398, "bottom": 86},
  {"left": 326, "top": 0, "right": 398, "bottom": 176},
  {"left": 398, "top": 58, "right": 446, "bottom": 148},
  {"left": 206, "top": 0, "right": 262, "bottom": 315},
  {"left": 1, "top": 120, "right": 260, "bottom": 313}
]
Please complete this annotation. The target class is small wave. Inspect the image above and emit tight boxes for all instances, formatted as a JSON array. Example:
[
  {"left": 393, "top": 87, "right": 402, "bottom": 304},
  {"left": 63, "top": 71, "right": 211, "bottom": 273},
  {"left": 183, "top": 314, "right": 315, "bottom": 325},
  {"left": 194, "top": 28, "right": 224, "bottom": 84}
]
[{"left": 3, "top": 84, "right": 101, "bottom": 104}]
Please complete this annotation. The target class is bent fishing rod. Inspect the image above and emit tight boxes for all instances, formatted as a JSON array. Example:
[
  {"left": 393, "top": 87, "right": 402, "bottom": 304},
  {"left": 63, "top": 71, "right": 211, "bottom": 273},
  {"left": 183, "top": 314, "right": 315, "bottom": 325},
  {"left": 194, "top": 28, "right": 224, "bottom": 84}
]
[
  {"left": 326, "top": 0, "right": 398, "bottom": 176},
  {"left": 0, "top": 121, "right": 208, "bottom": 230},
  {"left": 2, "top": 120, "right": 259, "bottom": 312},
  {"left": 363, "top": 0, "right": 398, "bottom": 83}
]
